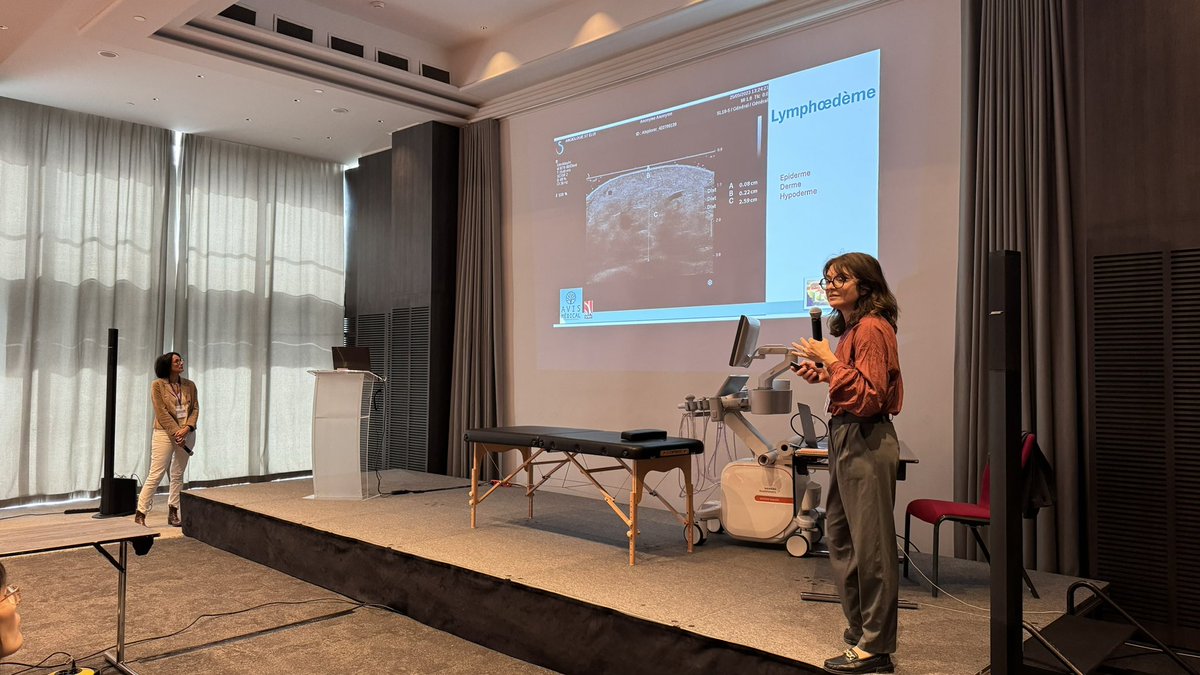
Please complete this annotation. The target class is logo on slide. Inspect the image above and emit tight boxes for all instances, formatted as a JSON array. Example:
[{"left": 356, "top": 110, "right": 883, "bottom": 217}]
[
  {"left": 583, "top": 300, "right": 593, "bottom": 318},
  {"left": 559, "top": 288, "right": 585, "bottom": 323}
]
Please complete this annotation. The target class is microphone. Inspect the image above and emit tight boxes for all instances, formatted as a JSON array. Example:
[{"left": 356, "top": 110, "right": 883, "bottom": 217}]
[{"left": 810, "top": 307, "right": 824, "bottom": 367}]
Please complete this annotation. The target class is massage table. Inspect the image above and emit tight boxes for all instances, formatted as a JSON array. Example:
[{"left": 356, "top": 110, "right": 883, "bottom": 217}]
[{"left": 464, "top": 426, "right": 704, "bottom": 565}]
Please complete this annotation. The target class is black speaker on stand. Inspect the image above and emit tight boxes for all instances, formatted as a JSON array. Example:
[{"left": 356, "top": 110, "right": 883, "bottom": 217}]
[
  {"left": 96, "top": 328, "right": 136, "bottom": 517},
  {"left": 988, "top": 251, "right": 1023, "bottom": 672}
]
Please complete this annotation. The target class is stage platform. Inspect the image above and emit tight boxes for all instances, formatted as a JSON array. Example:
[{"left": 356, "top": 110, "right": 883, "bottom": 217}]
[{"left": 181, "top": 471, "right": 1092, "bottom": 675}]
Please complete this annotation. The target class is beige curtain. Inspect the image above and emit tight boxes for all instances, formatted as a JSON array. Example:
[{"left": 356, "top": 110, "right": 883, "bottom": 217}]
[
  {"left": 178, "top": 134, "right": 345, "bottom": 482},
  {"left": 0, "top": 97, "right": 171, "bottom": 504}
]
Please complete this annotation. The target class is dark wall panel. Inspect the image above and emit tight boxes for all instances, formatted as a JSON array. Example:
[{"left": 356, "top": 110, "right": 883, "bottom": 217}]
[
  {"left": 345, "top": 149, "right": 392, "bottom": 317},
  {"left": 1075, "top": 0, "right": 1200, "bottom": 649},
  {"left": 345, "top": 122, "right": 458, "bottom": 475},
  {"left": 1077, "top": 2, "right": 1200, "bottom": 253}
]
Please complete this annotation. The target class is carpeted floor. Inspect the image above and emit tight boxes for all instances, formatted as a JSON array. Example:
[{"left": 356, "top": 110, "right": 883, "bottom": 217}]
[{"left": 0, "top": 506, "right": 557, "bottom": 674}]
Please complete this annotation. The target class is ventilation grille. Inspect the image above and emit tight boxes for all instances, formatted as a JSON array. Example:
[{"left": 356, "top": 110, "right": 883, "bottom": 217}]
[
  {"left": 330, "top": 35, "right": 364, "bottom": 58},
  {"left": 421, "top": 63, "right": 451, "bottom": 84},
  {"left": 351, "top": 313, "right": 387, "bottom": 472},
  {"left": 1172, "top": 248, "right": 1200, "bottom": 630},
  {"left": 388, "top": 306, "right": 431, "bottom": 471},
  {"left": 275, "top": 16, "right": 313, "bottom": 43},
  {"left": 218, "top": 4, "right": 256, "bottom": 26},
  {"left": 377, "top": 50, "right": 408, "bottom": 71},
  {"left": 1091, "top": 252, "right": 1170, "bottom": 623}
]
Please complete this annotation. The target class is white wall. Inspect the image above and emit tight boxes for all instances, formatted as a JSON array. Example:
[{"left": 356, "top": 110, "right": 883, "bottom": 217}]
[{"left": 500, "top": 0, "right": 961, "bottom": 554}]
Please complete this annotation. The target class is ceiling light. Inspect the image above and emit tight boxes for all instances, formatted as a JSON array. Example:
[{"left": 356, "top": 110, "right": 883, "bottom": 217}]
[
  {"left": 196, "top": 74, "right": 205, "bottom": 78},
  {"left": 126, "top": 102, "right": 135, "bottom": 106},
  {"left": 377, "top": 119, "right": 384, "bottom": 124},
  {"left": 313, "top": 88, "right": 324, "bottom": 94},
  {"left": 244, "top": 117, "right": 252, "bottom": 122},
  {"left": 0, "top": 25, "right": 9, "bottom": 30},
  {"left": 370, "top": 1, "right": 386, "bottom": 8},
  {"left": 98, "top": 50, "right": 119, "bottom": 58},
  {"left": 293, "top": 98, "right": 301, "bottom": 103},
  {"left": 481, "top": 25, "right": 488, "bottom": 30},
  {"left": 332, "top": 107, "right": 349, "bottom": 114},
  {"left": 325, "top": 136, "right": 332, "bottom": 140},
  {"left": 133, "top": 15, "right": 146, "bottom": 22},
  {"left": 152, "top": 97, "right": 159, "bottom": 101}
]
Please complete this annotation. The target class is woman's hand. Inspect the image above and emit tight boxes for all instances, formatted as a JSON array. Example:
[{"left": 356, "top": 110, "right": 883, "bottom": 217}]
[
  {"left": 173, "top": 426, "right": 190, "bottom": 445},
  {"left": 791, "top": 338, "right": 837, "bottom": 367},
  {"left": 791, "top": 360, "right": 828, "bottom": 384}
]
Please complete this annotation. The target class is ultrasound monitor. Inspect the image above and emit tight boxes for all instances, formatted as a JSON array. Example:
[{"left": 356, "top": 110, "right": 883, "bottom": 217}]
[
  {"left": 728, "top": 315, "right": 761, "bottom": 368},
  {"left": 332, "top": 346, "right": 371, "bottom": 371}
]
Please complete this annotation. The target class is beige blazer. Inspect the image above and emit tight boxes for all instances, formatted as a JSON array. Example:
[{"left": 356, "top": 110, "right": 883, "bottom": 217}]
[{"left": 150, "top": 377, "right": 199, "bottom": 434}]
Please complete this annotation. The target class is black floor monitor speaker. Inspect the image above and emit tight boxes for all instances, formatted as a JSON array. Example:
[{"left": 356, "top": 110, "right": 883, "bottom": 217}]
[{"left": 99, "top": 476, "right": 137, "bottom": 516}]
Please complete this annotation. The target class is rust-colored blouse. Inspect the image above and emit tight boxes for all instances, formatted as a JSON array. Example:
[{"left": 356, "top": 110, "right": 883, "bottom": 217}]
[{"left": 826, "top": 314, "right": 903, "bottom": 418}]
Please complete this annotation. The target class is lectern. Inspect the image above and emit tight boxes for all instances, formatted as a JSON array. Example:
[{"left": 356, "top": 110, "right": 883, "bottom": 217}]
[{"left": 308, "top": 369, "right": 384, "bottom": 499}]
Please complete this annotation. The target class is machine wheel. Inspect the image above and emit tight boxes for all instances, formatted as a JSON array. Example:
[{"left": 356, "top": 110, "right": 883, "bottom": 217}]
[
  {"left": 690, "top": 523, "right": 708, "bottom": 546},
  {"left": 786, "top": 534, "right": 811, "bottom": 558},
  {"left": 705, "top": 518, "right": 724, "bottom": 534}
]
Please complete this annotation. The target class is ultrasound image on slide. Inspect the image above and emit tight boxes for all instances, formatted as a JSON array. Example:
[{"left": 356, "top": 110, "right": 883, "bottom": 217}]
[{"left": 584, "top": 165, "right": 714, "bottom": 286}]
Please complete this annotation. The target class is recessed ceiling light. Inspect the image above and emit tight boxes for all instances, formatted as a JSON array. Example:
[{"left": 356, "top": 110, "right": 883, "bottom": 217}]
[
  {"left": 126, "top": 101, "right": 135, "bottom": 106},
  {"left": 98, "top": 50, "right": 119, "bottom": 58},
  {"left": 0, "top": 25, "right": 9, "bottom": 31},
  {"left": 370, "top": 1, "right": 386, "bottom": 8},
  {"left": 377, "top": 119, "right": 384, "bottom": 124},
  {"left": 325, "top": 136, "right": 332, "bottom": 140},
  {"left": 332, "top": 107, "right": 349, "bottom": 114},
  {"left": 244, "top": 117, "right": 252, "bottom": 122},
  {"left": 133, "top": 15, "right": 146, "bottom": 22},
  {"left": 293, "top": 98, "right": 301, "bottom": 103},
  {"left": 313, "top": 88, "right": 324, "bottom": 94},
  {"left": 152, "top": 97, "right": 159, "bottom": 101},
  {"left": 196, "top": 74, "right": 205, "bottom": 78},
  {"left": 481, "top": 25, "right": 488, "bottom": 30}
]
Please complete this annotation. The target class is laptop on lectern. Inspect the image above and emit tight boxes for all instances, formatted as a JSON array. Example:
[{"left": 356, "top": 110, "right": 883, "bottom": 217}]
[
  {"left": 795, "top": 402, "right": 820, "bottom": 448},
  {"left": 332, "top": 346, "right": 371, "bottom": 371}
]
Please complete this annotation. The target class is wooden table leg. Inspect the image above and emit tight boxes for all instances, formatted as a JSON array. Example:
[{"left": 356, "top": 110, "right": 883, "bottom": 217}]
[
  {"left": 522, "top": 447, "right": 534, "bottom": 519},
  {"left": 629, "top": 467, "right": 642, "bottom": 566},
  {"left": 470, "top": 445, "right": 482, "bottom": 528}
]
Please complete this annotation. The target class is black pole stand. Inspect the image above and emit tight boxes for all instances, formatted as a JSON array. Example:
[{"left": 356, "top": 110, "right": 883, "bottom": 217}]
[{"left": 988, "top": 250, "right": 1023, "bottom": 673}]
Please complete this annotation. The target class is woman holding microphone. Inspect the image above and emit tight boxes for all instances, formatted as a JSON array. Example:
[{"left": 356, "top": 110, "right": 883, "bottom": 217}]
[
  {"left": 792, "top": 252, "right": 903, "bottom": 674},
  {"left": 135, "top": 352, "right": 198, "bottom": 528}
]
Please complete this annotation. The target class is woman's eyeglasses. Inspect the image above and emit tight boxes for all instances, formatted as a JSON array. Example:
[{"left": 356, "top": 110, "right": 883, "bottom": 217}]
[
  {"left": 1, "top": 585, "right": 19, "bottom": 606},
  {"left": 818, "top": 275, "right": 854, "bottom": 290}
]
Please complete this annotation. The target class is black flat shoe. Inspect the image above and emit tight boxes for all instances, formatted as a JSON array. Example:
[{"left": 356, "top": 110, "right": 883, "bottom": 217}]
[{"left": 823, "top": 649, "right": 894, "bottom": 674}]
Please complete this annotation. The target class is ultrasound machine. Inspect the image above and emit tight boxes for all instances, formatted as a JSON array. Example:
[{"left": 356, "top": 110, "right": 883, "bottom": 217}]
[{"left": 679, "top": 315, "right": 826, "bottom": 557}]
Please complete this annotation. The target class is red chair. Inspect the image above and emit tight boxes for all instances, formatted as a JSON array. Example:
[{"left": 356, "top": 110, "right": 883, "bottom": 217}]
[{"left": 902, "top": 432, "right": 1040, "bottom": 598}]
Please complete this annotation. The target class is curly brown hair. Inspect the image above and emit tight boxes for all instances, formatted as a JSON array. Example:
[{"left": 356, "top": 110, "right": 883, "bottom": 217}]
[{"left": 823, "top": 252, "right": 899, "bottom": 337}]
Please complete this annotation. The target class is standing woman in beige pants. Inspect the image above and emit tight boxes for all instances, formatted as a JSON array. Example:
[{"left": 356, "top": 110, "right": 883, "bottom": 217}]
[{"left": 135, "top": 352, "right": 199, "bottom": 527}]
